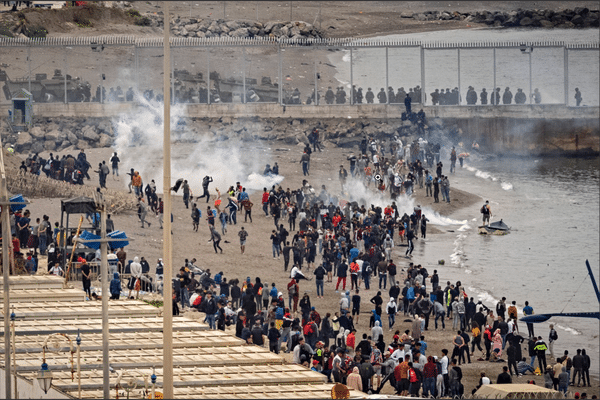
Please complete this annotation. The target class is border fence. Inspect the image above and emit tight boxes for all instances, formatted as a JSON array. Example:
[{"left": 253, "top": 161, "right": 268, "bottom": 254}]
[{"left": 0, "top": 36, "right": 598, "bottom": 108}]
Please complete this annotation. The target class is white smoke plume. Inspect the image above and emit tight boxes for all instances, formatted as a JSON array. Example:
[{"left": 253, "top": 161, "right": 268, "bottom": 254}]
[{"left": 111, "top": 95, "right": 283, "bottom": 196}]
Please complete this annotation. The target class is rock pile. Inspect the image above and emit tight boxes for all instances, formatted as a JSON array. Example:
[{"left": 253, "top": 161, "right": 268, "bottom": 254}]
[
  {"left": 3, "top": 117, "right": 114, "bottom": 154},
  {"left": 3, "top": 115, "right": 455, "bottom": 154},
  {"left": 146, "top": 13, "right": 323, "bottom": 40},
  {"left": 407, "top": 7, "right": 599, "bottom": 28}
]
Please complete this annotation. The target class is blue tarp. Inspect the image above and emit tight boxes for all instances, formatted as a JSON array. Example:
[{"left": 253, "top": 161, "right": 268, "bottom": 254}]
[
  {"left": 10, "top": 194, "right": 26, "bottom": 212},
  {"left": 79, "top": 230, "right": 129, "bottom": 250}
]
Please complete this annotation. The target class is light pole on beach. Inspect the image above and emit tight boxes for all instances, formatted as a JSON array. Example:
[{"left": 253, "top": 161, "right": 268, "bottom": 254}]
[{"left": 162, "top": 1, "right": 174, "bottom": 398}]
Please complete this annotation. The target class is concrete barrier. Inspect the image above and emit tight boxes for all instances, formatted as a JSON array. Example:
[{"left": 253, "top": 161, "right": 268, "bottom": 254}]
[{"left": 1, "top": 102, "right": 598, "bottom": 120}]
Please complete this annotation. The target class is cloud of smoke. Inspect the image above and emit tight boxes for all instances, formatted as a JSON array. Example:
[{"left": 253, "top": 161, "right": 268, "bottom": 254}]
[
  {"left": 341, "top": 175, "right": 466, "bottom": 226},
  {"left": 111, "top": 95, "right": 283, "bottom": 196}
]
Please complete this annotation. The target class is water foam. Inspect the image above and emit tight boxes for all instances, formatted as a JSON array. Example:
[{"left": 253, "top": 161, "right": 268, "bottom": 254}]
[{"left": 466, "top": 163, "right": 513, "bottom": 191}]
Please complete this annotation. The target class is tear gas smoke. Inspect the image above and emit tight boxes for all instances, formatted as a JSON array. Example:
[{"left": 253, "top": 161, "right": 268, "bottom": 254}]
[
  {"left": 341, "top": 176, "right": 466, "bottom": 226},
  {"left": 112, "top": 96, "right": 283, "bottom": 195}
]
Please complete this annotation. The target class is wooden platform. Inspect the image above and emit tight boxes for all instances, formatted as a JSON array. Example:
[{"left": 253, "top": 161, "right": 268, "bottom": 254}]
[
  {"left": 0, "top": 274, "right": 64, "bottom": 289},
  {"left": 0, "top": 276, "right": 362, "bottom": 399},
  {"left": 0, "top": 288, "right": 86, "bottom": 302}
]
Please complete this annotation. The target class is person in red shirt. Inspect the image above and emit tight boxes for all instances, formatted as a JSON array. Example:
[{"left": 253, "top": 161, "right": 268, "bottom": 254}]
[
  {"left": 12, "top": 235, "right": 20, "bottom": 255},
  {"left": 423, "top": 356, "right": 438, "bottom": 397},
  {"left": 262, "top": 188, "right": 270, "bottom": 217},
  {"left": 332, "top": 214, "right": 342, "bottom": 228},
  {"left": 394, "top": 358, "right": 410, "bottom": 396},
  {"left": 346, "top": 329, "right": 356, "bottom": 352}
]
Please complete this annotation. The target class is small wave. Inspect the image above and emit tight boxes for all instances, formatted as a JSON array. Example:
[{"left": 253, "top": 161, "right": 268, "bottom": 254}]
[
  {"left": 555, "top": 323, "right": 583, "bottom": 336},
  {"left": 501, "top": 182, "right": 513, "bottom": 191},
  {"left": 457, "top": 223, "right": 471, "bottom": 232}
]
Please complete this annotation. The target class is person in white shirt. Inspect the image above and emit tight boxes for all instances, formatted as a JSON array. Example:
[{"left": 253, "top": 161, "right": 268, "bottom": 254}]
[
  {"left": 440, "top": 349, "right": 450, "bottom": 397},
  {"left": 128, "top": 256, "right": 143, "bottom": 299},
  {"left": 386, "top": 297, "right": 398, "bottom": 330},
  {"left": 49, "top": 264, "right": 64, "bottom": 277}
]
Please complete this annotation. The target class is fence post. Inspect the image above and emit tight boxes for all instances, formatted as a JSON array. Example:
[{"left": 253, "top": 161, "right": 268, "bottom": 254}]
[
  {"left": 385, "top": 46, "right": 389, "bottom": 104},
  {"left": 564, "top": 47, "right": 569, "bottom": 105},
  {"left": 350, "top": 48, "right": 353, "bottom": 105},
  {"left": 457, "top": 48, "right": 461, "bottom": 105},
  {"left": 207, "top": 48, "right": 211, "bottom": 105},
  {"left": 134, "top": 45, "right": 139, "bottom": 94},
  {"left": 420, "top": 46, "right": 425, "bottom": 106},
  {"left": 242, "top": 47, "right": 246, "bottom": 104},
  {"left": 278, "top": 44, "right": 283, "bottom": 104},
  {"left": 64, "top": 47, "right": 68, "bottom": 104},
  {"left": 493, "top": 47, "right": 496, "bottom": 106},
  {"left": 314, "top": 46, "right": 318, "bottom": 106},
  {"left": 27, "top": 45, "right": 31, "bottom": 93}
]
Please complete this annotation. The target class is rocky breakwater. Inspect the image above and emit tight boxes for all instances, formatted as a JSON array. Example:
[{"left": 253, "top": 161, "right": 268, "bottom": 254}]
[
  {"left": 2, "top": 115, "right": 450, "bottom": 154},
  {"left": 405, "top": 7, "right": 599, "bottom": 28},
  {"left": 2, "top": 117, "right": 114, "bottom": 154},
  {"left": 145, "top": 13, "right": 323, "bottom": 40}
]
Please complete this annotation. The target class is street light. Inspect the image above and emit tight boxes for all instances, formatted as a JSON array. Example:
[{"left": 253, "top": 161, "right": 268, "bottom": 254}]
[
  {"left": 520, "top": 44, "right": 534, "bottom": 104},
  {"left": 151, "top": 367, "right": 157, "bottom": 400},
  {"left": 37, "top": 362, "right": 53, "bottom": 395},
  {"left": 76, "top": 330, "right": 82, "bottom": 399}
]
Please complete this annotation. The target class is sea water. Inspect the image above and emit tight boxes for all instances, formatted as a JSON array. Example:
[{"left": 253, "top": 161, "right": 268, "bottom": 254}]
[{"left": 329, "top": 28, "right": 600, "bottom": 375}]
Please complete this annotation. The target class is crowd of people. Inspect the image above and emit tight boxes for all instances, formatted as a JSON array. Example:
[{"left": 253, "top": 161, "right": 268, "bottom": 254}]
[{"left": 4, "top": 129, "right": 595, "bottom": 397}]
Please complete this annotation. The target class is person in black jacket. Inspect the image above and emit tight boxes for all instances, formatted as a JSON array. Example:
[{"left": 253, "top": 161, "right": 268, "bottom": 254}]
[
  {"left": 506, "top": 341, "right": 518, "bottom": 376},
  {"left": 268, "top": 322, "right": 281, "bottom": 353},
  {"left": 202, "top": 292, "right": 218, "bottom": 329},
  {"left": 176, "top": 267, "right": 191, "bottom": 310},
  {"left": 314, "top": 263, "right": 326, "bottom": 298},
  {"left": 497, "top": 366, "right": 512, "bottom": 384}
]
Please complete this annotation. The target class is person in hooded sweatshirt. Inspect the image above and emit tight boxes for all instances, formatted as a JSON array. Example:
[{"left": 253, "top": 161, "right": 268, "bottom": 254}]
[
  {"left": 347, "top": 366, "right": 363, "bottom": 391},
  {"left": 110, "top": 272, "right": 121, "bottom": 299},
  {"left": 128, "top": 256, "right": 143, "bottom": 299},
  {"left": 371, "top": 319, "right": 383, "bottom": 343},
  {"left": 558, "top": 366, "right": 569, "bottom": 394}
]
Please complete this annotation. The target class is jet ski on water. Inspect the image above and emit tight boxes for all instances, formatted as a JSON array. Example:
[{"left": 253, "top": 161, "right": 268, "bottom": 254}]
[{"left": 478, "top": 219, "right": 510, "bottom": 235}]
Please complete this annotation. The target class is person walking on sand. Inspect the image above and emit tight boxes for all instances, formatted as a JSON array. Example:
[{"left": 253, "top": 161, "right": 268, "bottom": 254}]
[
  {"left": 138, "top": 197, "right": 151, "bottom": 228},
  {"left": 481, "top": 200, "right": 492, "bottom": 226},
  {"left": 238, "top": 226, "right": 248, "bottom": 254},
  {"left": 209, "top": 225, "right": 223, "bottom": 254},
  {"left": 191, "top": 203, "right": 200, "bottom": 232}
]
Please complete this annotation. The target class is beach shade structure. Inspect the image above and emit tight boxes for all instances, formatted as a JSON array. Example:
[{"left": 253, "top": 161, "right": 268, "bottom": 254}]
[
  {"left": 9, "top": 194, "right": 27, "bottom": 212},
  {"left": 78, "top": 230, "right": 101, "bottom": 250},
  {"left": 78, "top": 230, "right": 130, "bottom": 250},
  {"left": 521, "top": 260, "right": 600, "bottom": 323},
  {"left": 107, "top": 230, "right": 129, "bottom": 250},
  {"left": 474, "top": 383, "right": 561, "bottom": 399}
]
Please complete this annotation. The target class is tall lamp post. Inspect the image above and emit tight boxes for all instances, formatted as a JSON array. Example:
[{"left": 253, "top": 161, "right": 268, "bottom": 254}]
[{"left": 520, "top": 44, "right": 533, "bottom": 104}]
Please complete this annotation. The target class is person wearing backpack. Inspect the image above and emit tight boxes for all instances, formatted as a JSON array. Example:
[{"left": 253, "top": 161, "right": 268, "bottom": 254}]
[{"left": 481, "top": 200, "right": 492, "bottom": 226}]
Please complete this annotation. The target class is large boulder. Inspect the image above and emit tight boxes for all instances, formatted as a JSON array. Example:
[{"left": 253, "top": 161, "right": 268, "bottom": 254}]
[
  {"left": 66, "top": 130, "right": 78, "bottom": 144},
  {"left": 230, "top": 27, "right": 249, "bottom": 37},
  {"left": 519, "top": 17, "right": 533, "bottom": 26},
  {"left": 98, "top": 134, "right": 112, "bottom": 148},
  {"left": 29, "top": 126, "right": 45, "bottom": 139},
  {"left": 44, "top": 129, "right": 61, "bottom": 141},
  {"left": 43, "top": 140, "right": 56, "bottom": 151},
  {"left": 30, "top": 142, "right": 44, "bottom": 154},
  {"left": 81, "top": 125, "right": 98, "bottom": 142},
  {"left": 75, "top": 140, "right": 87, "bottom": 150},
  {"left": 16, "top": 131, "right": 32, "bottom": 146}
]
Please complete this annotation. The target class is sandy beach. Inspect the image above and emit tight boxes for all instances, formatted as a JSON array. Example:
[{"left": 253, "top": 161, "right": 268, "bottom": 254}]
[{"left": 2, "top": 1, "right": 599, "bottom": 397}]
